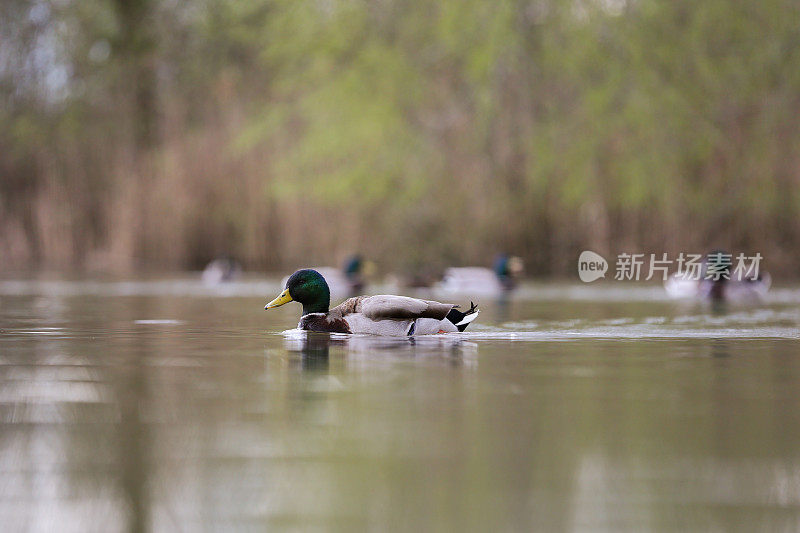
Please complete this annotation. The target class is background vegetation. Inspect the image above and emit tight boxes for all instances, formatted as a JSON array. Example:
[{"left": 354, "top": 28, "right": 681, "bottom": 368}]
[{"left": 2, "top": 0, "right": 799, "bottom": 276}]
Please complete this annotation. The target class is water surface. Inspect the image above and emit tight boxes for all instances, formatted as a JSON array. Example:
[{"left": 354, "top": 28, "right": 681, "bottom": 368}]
[{"left": 1, "top": 277, "right": 799, "bottom": 531}]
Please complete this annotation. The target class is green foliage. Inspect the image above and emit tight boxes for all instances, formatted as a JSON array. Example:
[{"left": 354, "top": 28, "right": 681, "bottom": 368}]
[{"left": 1, "top": 0, "right": 799, "bottom": 273}]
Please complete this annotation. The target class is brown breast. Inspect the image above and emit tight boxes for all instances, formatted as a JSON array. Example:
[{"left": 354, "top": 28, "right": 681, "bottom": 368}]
[{"left": 299, "top": 313, "right": 352, "bottom": 334}]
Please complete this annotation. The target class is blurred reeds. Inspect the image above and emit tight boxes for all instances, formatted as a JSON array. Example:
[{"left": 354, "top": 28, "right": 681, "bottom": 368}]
[{"left": 2, "top": 0, "right": 799, "bottom": 276}]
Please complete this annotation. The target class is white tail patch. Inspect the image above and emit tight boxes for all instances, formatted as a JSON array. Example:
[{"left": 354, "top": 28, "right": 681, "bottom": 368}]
[{"left": 456, "top": 309, "right": 480, "bottom": 326}]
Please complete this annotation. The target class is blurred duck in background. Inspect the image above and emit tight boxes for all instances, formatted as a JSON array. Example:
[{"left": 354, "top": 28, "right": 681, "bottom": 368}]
[
  {"left": 342, "top": 254, "right": 367, "bottom": 293},
  {"left": 438, "top": 254, "right": 524, "bottom": 294},
  {"left": 283, "top": 254, "right": 373, "bottom": 299},
  {"left": 202, "top": 254, "right": 241, "bottom": 284},
  {"left": 387, "top": 263, "right": 443, "bottom": 290},
  {"left": 664, "top": 250, "right": 770, "bottom": 302}
]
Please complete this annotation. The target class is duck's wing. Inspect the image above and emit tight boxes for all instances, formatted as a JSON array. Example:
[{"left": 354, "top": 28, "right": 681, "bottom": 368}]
[
  {"left": 343, "top": 313, "right": 414, "bottom": 336},
  {"left": 350, "top": 295, "right": 454, "bottom": 321}
]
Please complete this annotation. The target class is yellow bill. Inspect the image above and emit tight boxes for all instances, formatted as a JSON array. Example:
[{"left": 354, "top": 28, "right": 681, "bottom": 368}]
[{"left": 265, "top": 288, "right": 293, "bottom": 309}]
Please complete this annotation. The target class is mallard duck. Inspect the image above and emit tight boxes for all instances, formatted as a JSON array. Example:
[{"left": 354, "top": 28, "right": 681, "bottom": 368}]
[
  {"left": 664, "top": 250, "right": 770, "bottom": 302},
  {"left": 265, "top": 269, "right": 480, "bottom": 336},
  {"left": 438, "top": 254, "right": 524, "bottom": 294}
]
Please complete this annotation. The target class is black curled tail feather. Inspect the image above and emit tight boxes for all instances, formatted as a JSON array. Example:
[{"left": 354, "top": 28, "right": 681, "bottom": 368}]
[{"left": 446, "top": 301, "right": 479, "bottom": 332}]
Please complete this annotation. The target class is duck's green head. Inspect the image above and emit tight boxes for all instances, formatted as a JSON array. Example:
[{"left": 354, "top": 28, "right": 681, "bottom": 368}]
[
  {"left": 493, "top": 254, "right": 524, "bottom": 278},
  {"left": 343, "top": 255, "right": 362, "bottom": 277},
  {"left": 265, "top": 269, "right": 331, "bottom": 315}
]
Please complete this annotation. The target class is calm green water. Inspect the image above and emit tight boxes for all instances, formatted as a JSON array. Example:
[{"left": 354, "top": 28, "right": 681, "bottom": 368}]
[{"left": 1, "top": 278, "right": 800, "bottom": 532}]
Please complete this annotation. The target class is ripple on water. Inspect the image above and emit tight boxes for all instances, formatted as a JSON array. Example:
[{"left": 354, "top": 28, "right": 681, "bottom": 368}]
[
  {"left": 483, "top": 307, "right": 800, "bottom": 341},
  {"left": 463, "top": 327, "right": 800, "bottom": 341}
]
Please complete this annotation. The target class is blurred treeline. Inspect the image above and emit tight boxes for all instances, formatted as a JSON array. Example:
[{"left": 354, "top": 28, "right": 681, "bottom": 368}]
[{"left": 2, "top": 0, "right": 799, "bottom": 276}]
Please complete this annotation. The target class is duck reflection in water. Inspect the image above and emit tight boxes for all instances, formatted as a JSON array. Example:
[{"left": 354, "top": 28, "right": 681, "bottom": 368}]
[
  {"left": 710, "top": 339, "right": 731, "bottom": 359},
  {"left": 287, "top": 332, "right": 337, "bottom": 371},
  {"left": 283, "top": 330, "right": 478, "bottom": 369}
]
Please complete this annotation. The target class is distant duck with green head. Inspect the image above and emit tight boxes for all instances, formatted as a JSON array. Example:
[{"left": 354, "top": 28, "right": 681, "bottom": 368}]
[
  {"left": 266, "top": 269, "right": 480, "bottom": 336},
  {"left": 342, "top": 254, "right": 367, "bottom": 295},
  {"left": 439, "top": 254, "right": 524, "bottom": 294}
]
